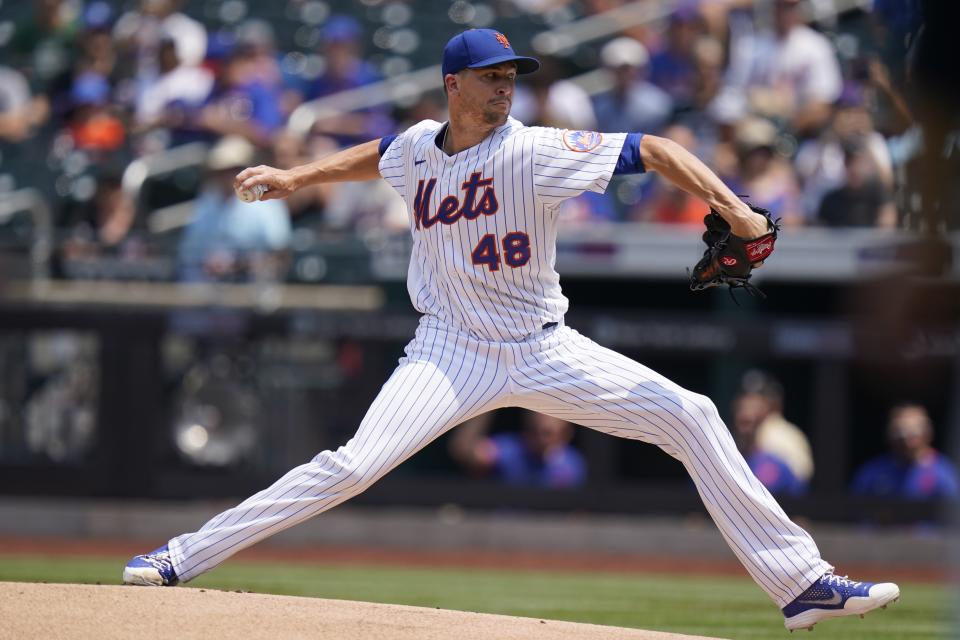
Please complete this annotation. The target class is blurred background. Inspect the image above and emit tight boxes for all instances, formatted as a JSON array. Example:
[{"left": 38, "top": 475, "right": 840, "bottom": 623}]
[{"left": 0, "top": 0, "right": 957, "bottom": 629}]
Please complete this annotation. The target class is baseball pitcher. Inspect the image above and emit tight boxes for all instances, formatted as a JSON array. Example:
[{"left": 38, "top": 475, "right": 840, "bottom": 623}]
[{"left": 124, "top": 29, "right": 898, "bottom": 633}]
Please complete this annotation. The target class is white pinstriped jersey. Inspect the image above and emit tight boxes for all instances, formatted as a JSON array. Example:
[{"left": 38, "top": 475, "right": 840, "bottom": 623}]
[
  {"left": 379, "top": 116, "right": 627, "bottom": 342},
  {"left": 166, "top": 125, "right": 833, "bottom": 607}
]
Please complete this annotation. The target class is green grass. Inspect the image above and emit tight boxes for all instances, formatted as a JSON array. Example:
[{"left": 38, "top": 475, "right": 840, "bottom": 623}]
[{"left": 0, "top": 552, "right": 951, "bottom": 639}]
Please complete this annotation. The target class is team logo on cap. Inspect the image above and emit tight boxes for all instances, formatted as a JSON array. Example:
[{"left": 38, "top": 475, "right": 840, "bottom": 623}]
[
  {"left": 494, "top": 32, "right": 511, "bottom": 49},
  {"left": 562, "top": 130, "right": 603, "bottom": 152}
]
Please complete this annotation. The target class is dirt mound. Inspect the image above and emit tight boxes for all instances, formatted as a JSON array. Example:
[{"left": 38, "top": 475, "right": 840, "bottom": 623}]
[{"left": 1, "top": 582, "right": 723, "bottom": 640}]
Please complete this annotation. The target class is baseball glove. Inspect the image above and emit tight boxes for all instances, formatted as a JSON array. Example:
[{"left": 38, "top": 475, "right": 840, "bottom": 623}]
[{"left": 689, "top": 204, "right": 779, "bottom": 299}]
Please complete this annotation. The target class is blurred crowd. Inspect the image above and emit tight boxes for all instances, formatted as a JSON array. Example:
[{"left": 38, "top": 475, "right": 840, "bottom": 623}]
[
  {"left": 729, "top": 371, "right": 958, "bottom": 501},
  {"left": 456, "top": 369, "right": 958, "bottom": 510},
  {"left": 0, "top": 0, "right": 940, "bottom": 282},
  {"left": 530, "top": 0, "right": 918, "bottom": 228}
]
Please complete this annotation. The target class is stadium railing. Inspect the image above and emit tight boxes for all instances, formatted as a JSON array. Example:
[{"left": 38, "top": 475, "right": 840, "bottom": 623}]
[{"left": 0, "top": 188, "right": 53, "bottom": 280}]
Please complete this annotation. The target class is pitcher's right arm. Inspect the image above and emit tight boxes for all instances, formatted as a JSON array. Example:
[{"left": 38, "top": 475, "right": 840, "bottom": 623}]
[{"left": 234, "top": 137, "right": 386, "bottom": 201}]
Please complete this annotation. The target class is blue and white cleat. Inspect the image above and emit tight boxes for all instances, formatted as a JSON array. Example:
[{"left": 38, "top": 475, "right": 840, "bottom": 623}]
[
  {"left": 782, "top": 572, "right": 899, "bottom": 631},
  {"left": 122, "top": 545, "right": 180, "bottom": 586}
]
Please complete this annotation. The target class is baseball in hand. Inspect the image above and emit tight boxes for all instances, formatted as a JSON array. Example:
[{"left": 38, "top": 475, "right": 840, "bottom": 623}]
[{"left": 237, "top": 183, "right": 268, "bottom": 203}]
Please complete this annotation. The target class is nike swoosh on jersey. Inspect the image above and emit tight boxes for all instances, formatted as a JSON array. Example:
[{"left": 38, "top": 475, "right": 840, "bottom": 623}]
[
  {"left": 797, "top": 588, "right": 843, "bottom": 606},
  {"left": 414, "top": 159, "right": 425, "bottom": 165}
]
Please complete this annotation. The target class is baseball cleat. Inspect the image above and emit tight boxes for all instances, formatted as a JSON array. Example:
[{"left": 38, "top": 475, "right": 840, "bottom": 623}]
[
  {"left": 122, "top": 544, "right": 180, "bottom": 586},
  {"left": 782, "top": 572, "right": 899, "bottom": 631}
]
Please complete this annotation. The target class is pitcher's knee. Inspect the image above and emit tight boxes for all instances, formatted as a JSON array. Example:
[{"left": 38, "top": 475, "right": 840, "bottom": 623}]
[
  {"left": 681, "top": 392, "right": 721, "bottom": 430},
  {"left": 692, "top": 392, "right": 720, "bottom": 417}
]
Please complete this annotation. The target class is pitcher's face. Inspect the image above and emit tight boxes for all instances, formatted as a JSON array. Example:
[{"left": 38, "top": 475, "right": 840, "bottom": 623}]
[{"left": 447, "top": 62, "right": 518, "bottom": 126}]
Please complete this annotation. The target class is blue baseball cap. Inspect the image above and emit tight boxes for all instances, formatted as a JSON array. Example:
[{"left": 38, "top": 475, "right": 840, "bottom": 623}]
[
  {"left": 71, "top": 72, "right": 111, "bottom": 106},
  {"left": 442, "top": 29, "right": 540, "bottom": 77},
  {"left": 323, "top": 15, "right": 363, "bottom": 43},
  {"left": 83, "top": 1, "right": 113, "bottom": 30}
]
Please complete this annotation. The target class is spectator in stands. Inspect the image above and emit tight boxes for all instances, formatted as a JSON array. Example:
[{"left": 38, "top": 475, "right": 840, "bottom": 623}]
[
  {"left": 42, "top": 2, "right": 127, "bottom": 137},
  {"left": 58, "top": 169, "right": 144, "bottom": 275},
  {"left": 673, "top": 36, "right": 738, "bottom": 166},
  {"left": 232, "top": 18, "right": 295, "bottom": 117},
  {"left": 732, "top": 386, "right": 807, "bottom": 496},
  {"left": 178, "top": 135, "right": 291, "bottom": 282},
  {"left": 113, "top": 0, "right": 207, "bottom": 101},
  {"left": 449, "top": 411, "right": 586, "bottom": 489},
  {"left": 65, "top": 72, "right": 126, "bottom": 153},
  {"left": 34, "top": 2, "right": 121, "bottom": 131},
  {"left": 301, "top": 15, "right": 393, "bottom": 147},
  {"left": 852, "top": 404, "right": 959, "bottom": 500},
  {"left": 192, "top": 44, "right": 284, "bottom": 148},
  {"left": 817, "top": 142, "right": 897, "bottom": 228},
  {"left": 234, "top": 19, "right": 283, "bottom": 93},
  {"left": 633, "top": 124, "right": 709, "bottom": 225},
  {"left": 726, "top": 0, "right": 842, "bottom": 137},
  {"left": 133, "top": 34, "right": 214, "bottom": 148},
  {"left": 591, "top": 37, "right": 673, "bottom": 135},
  {"left": 0, "top": 66, "right": 47, "bottom": 142},
  {"left": 76, "top": 3, "right": 118, "bottom": 75},
  {"left": 795, "top": 83, "right": 894, "bottom": 220},
  {"left": 9, "top": 0, "right": 79, "bottom": 95},
  {"left": 305, "top": 15, "right": 378, "bottom": 98},
  {"left": 686, "top": 35, "right": 726, "bottom": 120},
  {"left": 726, "top": 117, "right": 803, "bottom": 226},
  {"left": 511, "top": 57, "right": 596, "bottom": 131},
  {"left": 649, "top": 6, "right": 705, "bottom": 104},
  {"left": 738, "top": 369, "right": 814, "bottom": 485}
]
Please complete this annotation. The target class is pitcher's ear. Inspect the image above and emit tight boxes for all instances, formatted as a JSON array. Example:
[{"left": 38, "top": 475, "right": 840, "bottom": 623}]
[{"left": 444, "top": 73, "right": 460, "bottom": 96}]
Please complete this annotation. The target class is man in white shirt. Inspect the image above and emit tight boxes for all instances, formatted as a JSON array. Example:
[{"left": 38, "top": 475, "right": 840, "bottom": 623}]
[
  {"left": 726, "top": 0, "right": 842, "bottom": 136},
  {"left": 134, "top": 35, "right": 213, "bottom": 134}
]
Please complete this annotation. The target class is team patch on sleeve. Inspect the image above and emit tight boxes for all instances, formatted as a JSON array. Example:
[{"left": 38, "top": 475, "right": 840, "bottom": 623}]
[{"left": 562, "top": 130, "right": 603, "bottom": 152}]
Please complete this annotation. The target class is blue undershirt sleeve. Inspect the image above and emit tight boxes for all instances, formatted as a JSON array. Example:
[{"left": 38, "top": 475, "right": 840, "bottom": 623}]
[
  {"left": 613, "top": 132, "right": 646, "bottom": 175},
  {"left": 378, "top": 134, "right": 399, "bottom": 157}
]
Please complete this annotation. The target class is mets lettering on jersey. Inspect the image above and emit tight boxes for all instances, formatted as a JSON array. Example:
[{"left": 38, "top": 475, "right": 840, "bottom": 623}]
[
  {"left": 413, "top": 172, "right": 499, "bottom": 229},
  {"left": 378, "top": 117, "right": 626, "bottom": 341}
]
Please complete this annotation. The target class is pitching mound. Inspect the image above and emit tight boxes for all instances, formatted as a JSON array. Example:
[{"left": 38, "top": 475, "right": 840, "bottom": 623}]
[{"left": 1, "top": 582, "right": 723, "bottom": 640}]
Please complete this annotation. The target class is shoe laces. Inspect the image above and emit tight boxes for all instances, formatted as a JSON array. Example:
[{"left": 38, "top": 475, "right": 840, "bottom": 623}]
[
  {"left": 142, "top": 550, "right": 175, "bottom": 575},
  {"left": 822, "top": 573, "right": 861, "bottom": 589}
]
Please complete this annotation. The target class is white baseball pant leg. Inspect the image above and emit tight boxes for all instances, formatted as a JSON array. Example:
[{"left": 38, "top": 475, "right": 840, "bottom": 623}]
[
  {"left": 168, "top": 320, "right": 510, "bottom": 581},
  {"left": 507, "top": 325, "right": 831, "bottom": 607}
]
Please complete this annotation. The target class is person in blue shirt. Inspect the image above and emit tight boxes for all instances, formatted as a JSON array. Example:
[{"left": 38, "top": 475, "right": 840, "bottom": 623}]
[
  {"left": 178, "top": 135, "right": 291, "bottom": 282},
  {"left": 852, "top": 404, "right": 959, "bottom": 500},
  {"left": 732, "top": 388, "right": 807, "bottom": 496},
  {"left": 648, "top": 6, "right": 703, "bottom": 104},
  {"left": 591, "top": 37, "right": 673, "bottom": 137},
  {"left": 301, "top": 15, "right": 394, "bottom": 147},
  {"left": 185, "top": 44, "right": 284, "bottom": 149},
  {"left": 449, "top": 410, "right": 586, "bottom": 489}
]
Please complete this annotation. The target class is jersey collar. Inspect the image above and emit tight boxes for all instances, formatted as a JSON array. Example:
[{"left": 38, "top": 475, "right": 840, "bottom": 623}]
[{"left": 429, "top": 117, "right": 520, "bottom": 165}]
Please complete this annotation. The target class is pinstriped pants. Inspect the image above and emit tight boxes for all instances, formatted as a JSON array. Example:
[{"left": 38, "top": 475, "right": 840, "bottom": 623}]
[{"left": 168, "top": 318, "right": 831, "bottom": 606}]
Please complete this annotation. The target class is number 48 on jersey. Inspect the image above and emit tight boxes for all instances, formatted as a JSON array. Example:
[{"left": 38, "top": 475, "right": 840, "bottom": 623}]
[{"left": 471, "top": 232, "right": 531, "bottom": 272}]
